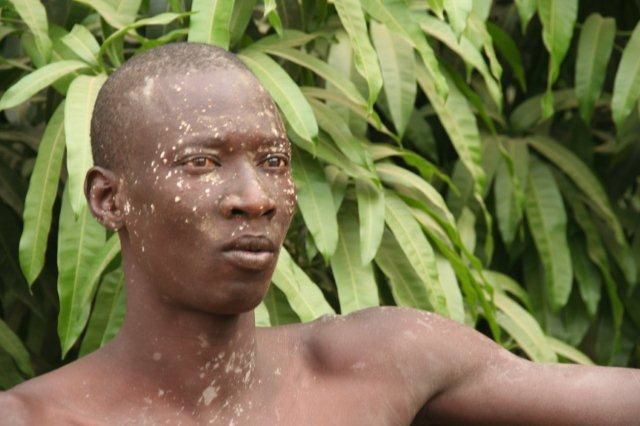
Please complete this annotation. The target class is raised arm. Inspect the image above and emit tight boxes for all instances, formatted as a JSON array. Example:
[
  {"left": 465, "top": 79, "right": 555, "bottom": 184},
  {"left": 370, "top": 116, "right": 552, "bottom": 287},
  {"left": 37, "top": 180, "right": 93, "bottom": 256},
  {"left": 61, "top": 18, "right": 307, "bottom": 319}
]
[{"left": 400, "top": 309, "right": 640, "bottom": 425}]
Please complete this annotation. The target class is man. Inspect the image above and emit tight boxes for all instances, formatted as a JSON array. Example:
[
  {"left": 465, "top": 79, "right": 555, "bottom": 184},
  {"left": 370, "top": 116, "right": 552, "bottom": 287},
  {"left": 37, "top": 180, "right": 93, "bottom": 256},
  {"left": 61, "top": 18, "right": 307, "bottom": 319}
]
[{"left": 1, "top": 43, "right": 639, "bottom": 425}]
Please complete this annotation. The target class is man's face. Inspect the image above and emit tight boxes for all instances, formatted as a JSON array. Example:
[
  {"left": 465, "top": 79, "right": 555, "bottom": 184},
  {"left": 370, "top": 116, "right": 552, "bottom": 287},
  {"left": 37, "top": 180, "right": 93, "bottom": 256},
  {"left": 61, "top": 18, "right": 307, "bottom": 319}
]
[{"left": 118, "top": 68, "right": 296, "bottom": 314}]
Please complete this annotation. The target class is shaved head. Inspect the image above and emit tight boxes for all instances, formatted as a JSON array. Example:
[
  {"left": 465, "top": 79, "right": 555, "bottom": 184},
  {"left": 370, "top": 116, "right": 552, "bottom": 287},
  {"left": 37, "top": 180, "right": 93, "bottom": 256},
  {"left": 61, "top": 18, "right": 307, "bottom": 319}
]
[{"left": 90, "top": 43, "right": 258, "bottom": 171}]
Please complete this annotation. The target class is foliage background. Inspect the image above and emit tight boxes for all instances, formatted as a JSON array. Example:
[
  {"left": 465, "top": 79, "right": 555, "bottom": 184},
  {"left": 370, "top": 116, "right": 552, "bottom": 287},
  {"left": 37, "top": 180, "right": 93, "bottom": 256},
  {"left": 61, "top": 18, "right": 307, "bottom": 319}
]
[{"left": 0, "top": 0, "right": 638, "bottom": 388}]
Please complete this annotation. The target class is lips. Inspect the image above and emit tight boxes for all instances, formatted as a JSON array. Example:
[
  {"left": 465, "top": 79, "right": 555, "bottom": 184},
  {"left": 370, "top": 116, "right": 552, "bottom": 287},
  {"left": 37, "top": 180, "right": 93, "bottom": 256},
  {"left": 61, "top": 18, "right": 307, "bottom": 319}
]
[{"left": 221, "top": 235, "right": 276, "bottom": 271}]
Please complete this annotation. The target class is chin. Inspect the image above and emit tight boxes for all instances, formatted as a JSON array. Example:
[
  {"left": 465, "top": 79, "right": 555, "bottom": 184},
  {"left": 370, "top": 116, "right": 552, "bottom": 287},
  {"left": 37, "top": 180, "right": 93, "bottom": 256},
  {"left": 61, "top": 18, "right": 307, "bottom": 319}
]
[{"left": 184, "top": 278, "right": 269, "bottom": 316}]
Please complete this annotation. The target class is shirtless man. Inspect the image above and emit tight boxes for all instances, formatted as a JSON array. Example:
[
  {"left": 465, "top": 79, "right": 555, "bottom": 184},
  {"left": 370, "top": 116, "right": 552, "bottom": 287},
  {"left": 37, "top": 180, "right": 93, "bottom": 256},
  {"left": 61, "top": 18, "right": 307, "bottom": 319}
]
[{"left": 1, "top": 43, "right": 639, "bottom": 425}]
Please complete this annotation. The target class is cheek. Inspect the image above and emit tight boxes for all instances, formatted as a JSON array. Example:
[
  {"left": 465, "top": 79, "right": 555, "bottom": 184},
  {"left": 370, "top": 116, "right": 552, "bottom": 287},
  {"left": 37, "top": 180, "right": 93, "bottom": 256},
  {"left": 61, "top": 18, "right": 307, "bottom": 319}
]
[{"left": 275, "top": 172, "right": 297, "bottom": 218}]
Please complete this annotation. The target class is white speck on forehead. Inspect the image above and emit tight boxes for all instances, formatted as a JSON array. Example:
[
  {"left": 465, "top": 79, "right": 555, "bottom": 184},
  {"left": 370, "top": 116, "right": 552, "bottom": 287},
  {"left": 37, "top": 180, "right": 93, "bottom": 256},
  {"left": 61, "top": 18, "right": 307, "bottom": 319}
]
[
  {"left": 142, "top": 76, "right": 155, "bottom": 98},
  {"left": 200, "top": 385, "right": 219, "bottom": 406},
  {"left": 152, "top": 352, "right": 162, "bottom": 361},
  {"left": 175, "top": 196, "right": 181, "bottom": 202}
]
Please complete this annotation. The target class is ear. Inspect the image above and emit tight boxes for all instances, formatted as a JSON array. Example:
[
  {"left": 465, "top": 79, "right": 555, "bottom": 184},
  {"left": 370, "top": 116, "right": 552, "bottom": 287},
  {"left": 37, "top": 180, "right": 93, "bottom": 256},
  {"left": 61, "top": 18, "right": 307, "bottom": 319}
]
[{"left": 85, "top": 166, "right": 124, "bottom": 231}]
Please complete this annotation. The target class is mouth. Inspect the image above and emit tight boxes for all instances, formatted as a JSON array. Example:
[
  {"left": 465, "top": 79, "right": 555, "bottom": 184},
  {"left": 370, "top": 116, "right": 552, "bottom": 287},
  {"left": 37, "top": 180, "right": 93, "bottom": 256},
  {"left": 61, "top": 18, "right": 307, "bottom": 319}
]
[{"left": 221, "top": 235, "right": 276, "bottom": 271}]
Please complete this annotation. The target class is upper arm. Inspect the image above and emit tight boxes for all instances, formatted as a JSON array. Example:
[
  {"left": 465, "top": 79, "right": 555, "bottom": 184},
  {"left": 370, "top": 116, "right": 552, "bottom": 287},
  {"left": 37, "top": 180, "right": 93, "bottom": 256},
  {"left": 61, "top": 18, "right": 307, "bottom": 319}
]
[
  {"left": 422, "top": 339, "right": 640, "bottom": 424},
  {"left": 0, "top": 391, "right": 31, "bottom": 426}
]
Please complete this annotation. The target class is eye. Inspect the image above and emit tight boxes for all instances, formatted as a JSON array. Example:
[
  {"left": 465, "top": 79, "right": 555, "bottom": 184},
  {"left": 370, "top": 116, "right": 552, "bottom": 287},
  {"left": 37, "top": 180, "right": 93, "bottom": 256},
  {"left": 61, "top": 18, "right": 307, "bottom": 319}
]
[
  {"left": 181, "top": 155, "right": 218, "bottom": 173},
  {"left": 262, "top": 155, "right": 288, "bottom": 169}
]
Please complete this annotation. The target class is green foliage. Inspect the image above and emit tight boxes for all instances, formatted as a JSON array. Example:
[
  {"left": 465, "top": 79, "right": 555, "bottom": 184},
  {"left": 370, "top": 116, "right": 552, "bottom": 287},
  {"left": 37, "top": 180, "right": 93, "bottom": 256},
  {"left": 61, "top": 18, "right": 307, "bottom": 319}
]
[{"left": 0, "top": 0, "right": 639, "bottom": 388}]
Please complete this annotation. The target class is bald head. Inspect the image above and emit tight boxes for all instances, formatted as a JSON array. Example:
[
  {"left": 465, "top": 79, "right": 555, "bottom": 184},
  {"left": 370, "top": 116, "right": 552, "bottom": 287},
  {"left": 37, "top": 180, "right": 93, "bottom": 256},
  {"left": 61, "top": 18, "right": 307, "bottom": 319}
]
[{"left": 90, "top": 43, "right": 264, "bottom": 172}]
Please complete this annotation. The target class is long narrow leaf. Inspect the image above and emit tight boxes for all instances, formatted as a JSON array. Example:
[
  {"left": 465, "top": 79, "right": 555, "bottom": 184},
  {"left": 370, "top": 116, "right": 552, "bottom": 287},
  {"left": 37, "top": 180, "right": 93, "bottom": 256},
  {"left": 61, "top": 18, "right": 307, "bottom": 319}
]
[
  {"left": 57, "top": 188, "right": 106, "bottom": 357},
  {"left": 187, "top": 0, "right": 234, "bottom": 49},
  {"left": 271, "top": 248, "right": 335, "bottom": 321},
  {"left": 0, "top": 318, "right": 33, "bottom": 377},
  {"left": 19, "top": 102, "right": 66, "bottom": 285},
  {"left": 65, "top": 74, "right": 107, "bottom": 215},
  {"left": 611, "top": 21, "right": 640, "bottom": 130},
  {"left": 355, "top": 178, "right": 385, "bottom": 264},
  {"left": 239, "top": 50, "right": 318, "bottom": 145},
  {"left": 331, "top": 203, "right": 379, "bottom": 314},
  {"left": 8, "top": 0, "right": 51, "bottom": 63},
  {"left": 291, "top": 148, "right": 338, "bottom": 260},
  {"left": 575, "top": 14, "right": 615, "bottom": 123},
  {"left": 525, "top": 160, "right": 572, "bottom": 311},
  {"left": 0, "top": 60, "right": 88, "bottom": 111}
]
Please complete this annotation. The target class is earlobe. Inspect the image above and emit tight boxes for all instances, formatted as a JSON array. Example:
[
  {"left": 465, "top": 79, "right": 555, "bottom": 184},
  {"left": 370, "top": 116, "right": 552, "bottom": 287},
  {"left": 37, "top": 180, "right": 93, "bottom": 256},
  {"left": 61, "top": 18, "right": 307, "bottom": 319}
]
[{"left": 84, "top": 166, "right": 124, "bottom": 231}]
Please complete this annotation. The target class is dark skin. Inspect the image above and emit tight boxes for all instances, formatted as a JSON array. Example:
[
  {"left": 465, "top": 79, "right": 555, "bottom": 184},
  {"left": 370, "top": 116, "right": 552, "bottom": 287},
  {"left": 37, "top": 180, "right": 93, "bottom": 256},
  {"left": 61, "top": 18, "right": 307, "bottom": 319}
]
[{"left": 2, "top": 65, "right": 639, "bottom": 426}]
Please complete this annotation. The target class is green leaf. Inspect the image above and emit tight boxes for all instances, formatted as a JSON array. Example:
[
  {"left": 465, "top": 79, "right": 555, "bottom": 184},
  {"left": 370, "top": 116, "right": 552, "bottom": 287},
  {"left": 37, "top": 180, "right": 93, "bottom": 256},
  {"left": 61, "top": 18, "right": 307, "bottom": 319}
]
[
  {"left": 264, "top": 0, "right": 283, "bottom": 36},
  {"left": 271, "top": 248, "right": 335, "bottom": 321},
  {"left": 527, "top": 136, "right": 627, "bottom": 251},
  {"left": 537, "top": 0, "right": 578, "bottom": 118},
  {"left": 514, "top": 0, "right": 536, "bottom": 33},
  {"left": 0, "top": 318, "right": 33, "bottom": 377},
  {"left": 575, "top": 14, "right": 615, "bottom": 123},
  {"left": 376, "top": 162, "right": 455, "bottom": 228},
  {"left": 612, "top": 21, "right": 640, "bottom": 130},
  {"left": 494, "top": 138, "right": 528, "bottom": 246},
  {"left": 546, "top": 336, "right": 594, "bottom": 365},
  {"left": 73, "top": 0, "right": 131, "bottom": 29},
  {"left": 57, "top": 187, "right": 106, "bottom": 358},
  {"left": 333, "top": 0, "right": 383, "bottom": 109},
  {"left": 307, "top": 97, "right": 370, "bottom": 167},
  {"left": 59, "top": 24, "right": 101, "bottom": 68},
  {"left": 570, "top": 238, "right": 602, "bottom": 317},
  {"left": 331, "top": 202, "right": 379, "bottom": 314},
  {"left": 187, "top": 0, "right": 234, "bottom": 49},
  {"left": 19, "top": 102, "right": 66, "bottom": 285},
  {"left": 509, "top": 89, "right": 581, "bottom": 132},
  {"left": 416, "top": 64, "right": 486, "bottom": 195},
  {"left": 259, "top": 46, "right": 367, "bottom": 111},
  {"left": 65, "top": 74, "right": 107, "bottom": 215},
  {"left": 494, "top": 292, "right": 557, "bottom": 363},
  {"left": 291, "top": 148, "right": 338, "bottom": 260},
  {"left": 254, "top": 301, "right": 271, "bottom": 327},
  {"left": 229, "top": 0, "right": 258, "bottom": 47},
  {"left": 425, "top": 0, "right": 444, "bottom": 19},
  {"left": 443, "top": 0, "right": 471, "bottom": 37},
  {"left": 79, "top": 266, "right": 125, "bottom": 356},
  {"left": 239, "top": 50, "right": 318, "bottom": 145},
  {"left": 263, "top": 285, "right": 300, "bottom": 325},
  {"left": 0, "top": 349, "right": 25, "bottom": 390},
  {"left": 362, "top": 0, "right": 448, "bottom": 99},
  {"left": 370, "top": 20, "right": 416, "bottom": 138},
  {"left": 384, "top": 191, "right": 449, "bottom": 317},
  {"left": 355, "top": 178, "right": 385, "bottom": 264},
  {"left": 435, "top": 254, "right": 465, "bottom": 323},
  {"left": 487, "top": 21, "right": 526, "bottom": 91},
  {"left": 525, "top": 160, "right": 572, "bottom": 311},
  {"left": 8, "top": 0, "right": 51, "bottom": 63},
  {"left": 0, "top": 60, "right": 89, "bottom": 111},
  {"left": 375, "top": 227, "right": 430, "bottom": 310},
  {"left": 99, "top": 13, "right": 190, "bottom": 64},
  {"left": 107, "top": 0, "right": 143, "bottom": 24},
  {"left": 484, "top": 270, "right": 531, "bottom": 310}
]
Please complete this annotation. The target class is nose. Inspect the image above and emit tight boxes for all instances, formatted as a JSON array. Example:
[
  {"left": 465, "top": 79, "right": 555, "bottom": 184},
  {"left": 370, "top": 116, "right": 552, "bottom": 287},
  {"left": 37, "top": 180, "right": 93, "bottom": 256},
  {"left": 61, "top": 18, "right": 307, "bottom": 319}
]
[{"left": 220, "top": 166, "right": 276, "bottom": 220}]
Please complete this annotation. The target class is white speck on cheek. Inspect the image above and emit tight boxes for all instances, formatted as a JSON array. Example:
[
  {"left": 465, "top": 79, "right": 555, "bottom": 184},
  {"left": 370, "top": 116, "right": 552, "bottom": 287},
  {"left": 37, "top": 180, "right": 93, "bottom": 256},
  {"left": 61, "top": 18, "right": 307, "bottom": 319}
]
[
  {"left": 200, "top": 385, "right": 219, "bottom": 406},
  {"left": 175, "top": 196, "right": 181, "bottom": 203},
  {"left": 152, "top": 352, "right": 162, "bottom": 361}
]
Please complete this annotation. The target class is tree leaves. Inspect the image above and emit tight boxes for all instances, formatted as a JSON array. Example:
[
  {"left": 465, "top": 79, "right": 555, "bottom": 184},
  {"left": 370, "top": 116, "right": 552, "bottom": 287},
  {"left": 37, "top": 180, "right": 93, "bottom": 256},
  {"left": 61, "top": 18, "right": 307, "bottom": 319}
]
[
  {"left": 188, "top": 0, "right": 235, "bottom": 49},
  {"left": 19, "top": 102, "right": 66, "bottom": 285},
  {"left": 537, "top": 0, "right": 578, "bottom": 118},
  {"left": 575, "top": 14, "right": 615, "bottom": 123},
  {"left": 271, "top": 248, "right": 335, "bottom": 321},
  {"left": 355, "top": 178, "right": 385, "bottom": 264},
  {"left": 331, "top": 202, "right": 379, "bottom": 314},
  {"left": 0, "top": 60, "right": 89, "bottom": 111},
  {"left": 57, "top": 187, "right": 106, "bottom": 358},
  {"left": 7, "top": 0, "right": 51, "bottom": 63},
  {"left": 525, "top": 160, "right": 572, "bottom": 311},
  {"left": 333, "top": 0, "right": 383, "bottom": 109},
  {"left": 291, "top": 148, "right": 338, "bottom": 260},
  {"left": 239, "top": 50, "right": 318, "bottom": 145},
  {"left": 64, "top": 74, "right": 107, "bottom": 215},
  {"left": 612, "top": 21, "right": 640, "bottom": 130}
]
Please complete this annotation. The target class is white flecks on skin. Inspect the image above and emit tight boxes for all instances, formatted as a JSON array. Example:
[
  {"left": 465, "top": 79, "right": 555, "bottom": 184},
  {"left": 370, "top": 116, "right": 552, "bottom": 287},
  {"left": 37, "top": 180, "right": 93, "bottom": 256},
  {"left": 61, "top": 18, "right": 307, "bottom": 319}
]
[
  {"left": 158, "top": 389, "right": 165, "bottom": 397},
  {"left": 199, "top": 385, "right": 219, "bottom": 406},
  {"left": 152, "top": 352, "right": 162, "bottom": 361},
  {"left": 175, "top": 196, "right": 181, "bottom": 203},
  {"left": 198, "top": 334, "right": 210, "bottom": 348},
  {"left": 351, "top": 361, "right": 366, "bottom": 371},
  {"left": 142, "top": 76, "right": 155, "bottom": 98}
]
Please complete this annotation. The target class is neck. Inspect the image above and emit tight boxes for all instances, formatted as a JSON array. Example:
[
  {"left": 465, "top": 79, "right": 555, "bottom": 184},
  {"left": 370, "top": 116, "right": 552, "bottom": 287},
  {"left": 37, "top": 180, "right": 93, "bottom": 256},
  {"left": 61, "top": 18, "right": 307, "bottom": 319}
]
[{"left": 106, "top": 246, "right": 260, "bottom": 413}]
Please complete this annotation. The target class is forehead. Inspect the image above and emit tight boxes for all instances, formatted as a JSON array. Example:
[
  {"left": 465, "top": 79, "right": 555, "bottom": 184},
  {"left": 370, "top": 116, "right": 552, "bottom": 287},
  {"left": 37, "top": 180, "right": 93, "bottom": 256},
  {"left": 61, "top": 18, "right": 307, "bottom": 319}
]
[{"left": 127, "top": 68, "right": 288, "bottom": 155}]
